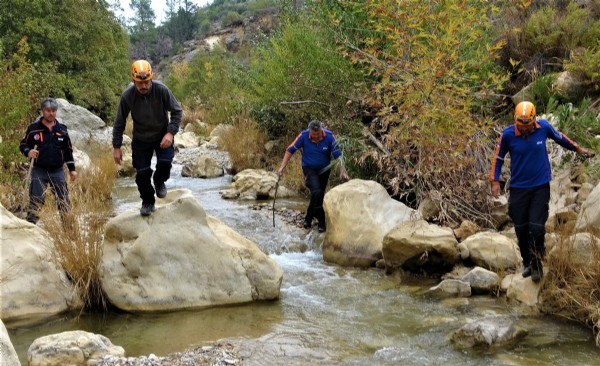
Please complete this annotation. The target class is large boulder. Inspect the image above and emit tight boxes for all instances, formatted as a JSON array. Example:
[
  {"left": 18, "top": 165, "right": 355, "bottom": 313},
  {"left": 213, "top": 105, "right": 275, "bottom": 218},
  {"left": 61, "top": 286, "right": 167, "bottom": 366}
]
[
  {"left": 382, "top": 219, "right": 459, "bottom": 273},
  {"left": 27, "top": 331, "right": 124, "bottom": 366},
  {"left": 56, "top": 98, "right": 110, "bottom": 152},
  {"left": 322, "top": 179, "right": 418, "bottom": 267},
  {"left": 575, "top": 181, "right": 600, "bottom": 232},
  {"left": 220, "top": 169, "right": 294, "bottom": 200},
  {"left": 181, "top": 155, "right": 224, "bottom": 178},
  {"left": 100, "top": 189, "right": 283, "bottom": 312},
  {"left": 458, "top": 232, "right": 521, "bottom": 271},
  {"left": 174, "top": 131, "right": 200, "bottom": 149},
  {"left": 0, "top": 204, "right": 79, "bottom": 322},
  {"left": 0, "top": 319, "right": 20, "bottom": 366}
]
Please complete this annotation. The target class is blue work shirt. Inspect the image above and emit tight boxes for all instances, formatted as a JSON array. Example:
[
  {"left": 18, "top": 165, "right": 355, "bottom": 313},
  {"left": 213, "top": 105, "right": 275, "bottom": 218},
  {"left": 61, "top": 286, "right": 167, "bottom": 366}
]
[
  {"left": 286, "top": 128, "right": 342, "bottom": 170},
  {"left": 490, "top": 118, "right": 580, "bottom": 188}
]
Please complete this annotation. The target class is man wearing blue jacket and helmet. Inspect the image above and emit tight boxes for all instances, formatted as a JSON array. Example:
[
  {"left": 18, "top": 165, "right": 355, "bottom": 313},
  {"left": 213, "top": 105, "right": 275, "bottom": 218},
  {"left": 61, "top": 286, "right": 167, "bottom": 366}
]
[
  {"left": 278, "top": 120, "right": 349, "bottom": 232},
  {"left": 490, "top": 101, "right": 594, "bottom": 283}
]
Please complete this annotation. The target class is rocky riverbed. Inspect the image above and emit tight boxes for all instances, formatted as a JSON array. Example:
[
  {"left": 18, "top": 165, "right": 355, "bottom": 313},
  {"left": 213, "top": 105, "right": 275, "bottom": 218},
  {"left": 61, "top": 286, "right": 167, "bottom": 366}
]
[{"left": 95, "top": 342, "right": 240, "bottom": 366}]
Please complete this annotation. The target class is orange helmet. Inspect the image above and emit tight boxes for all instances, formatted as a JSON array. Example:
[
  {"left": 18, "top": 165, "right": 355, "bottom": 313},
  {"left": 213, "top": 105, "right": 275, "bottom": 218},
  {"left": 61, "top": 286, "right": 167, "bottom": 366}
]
[
  {"left": 131, "top": 60, "right": 153, "bottom": 82},
  {"left": 514, "top": 101, "right": 536, "bottom": 125}
]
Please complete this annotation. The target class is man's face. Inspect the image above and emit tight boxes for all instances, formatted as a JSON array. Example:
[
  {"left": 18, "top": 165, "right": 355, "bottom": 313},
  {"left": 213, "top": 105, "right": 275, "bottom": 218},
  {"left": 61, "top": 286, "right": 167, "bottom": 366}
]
[
  {"left": 309, "top": 128, "right": 323, "bottom": 142},
  {"left": 134, "top": 80, "right": 152, "bottom": 94},
  {"left": 516, "top": 122, "right": 535, "bottom": 137},
  {"left": 42, "top": 108, "right": 57, "bottom": 123}
]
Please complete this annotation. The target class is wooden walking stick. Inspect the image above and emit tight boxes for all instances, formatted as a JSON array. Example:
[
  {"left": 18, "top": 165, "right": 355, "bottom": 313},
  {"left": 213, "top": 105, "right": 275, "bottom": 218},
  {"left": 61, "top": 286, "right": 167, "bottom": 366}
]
[
  {"left": 272, "top": 174, "right": 281, "bottom": 227},
  {"left": 23, "top": 145, "right": 37, "bottom": 213}
]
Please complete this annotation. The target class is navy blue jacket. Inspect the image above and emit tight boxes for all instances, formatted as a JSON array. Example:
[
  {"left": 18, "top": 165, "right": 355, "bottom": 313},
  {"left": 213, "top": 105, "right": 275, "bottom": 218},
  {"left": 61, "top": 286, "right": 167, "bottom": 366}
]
[
  {"left": 20, "top": 118, "right": 76, "bottom": 172},
  {"left": 490, "top": 119, "right": 580, "bottom": 188}
]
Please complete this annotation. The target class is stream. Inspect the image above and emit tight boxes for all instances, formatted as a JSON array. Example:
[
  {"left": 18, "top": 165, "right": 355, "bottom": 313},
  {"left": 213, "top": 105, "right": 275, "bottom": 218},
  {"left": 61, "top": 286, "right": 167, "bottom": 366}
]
[{"left": 6, "top": 162, "right": 600, "bottom": 365}]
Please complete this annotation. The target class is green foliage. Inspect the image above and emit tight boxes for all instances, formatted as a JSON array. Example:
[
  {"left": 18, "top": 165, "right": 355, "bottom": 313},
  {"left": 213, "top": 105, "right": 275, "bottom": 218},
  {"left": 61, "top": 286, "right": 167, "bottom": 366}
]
[
  {"left": 248, "top": 13, "right": 366, "bottom": 138},
  {"left": 0, "top": 37, "right": 52, "bottom": 188},
  {"left": 223, "top": 11, "right": 242, "bottom": 26},
  {"left": 166, "top": 46, "right": 249, "bottom": 126},
  {"left": 529, "top": 74, "right": 558, "bottom": 110},
  {"left": 128, "top": 0, "right": 158, "bottom": 59},
  {"left": 502, "top": 0, "right": 600, "bottom": 83},
  {"left": 0, "top": 0, "right": 130, "bottom": 120},
  {"left": 320, "top": 0, "right": 508, "bottom": 224},
  {"left": 248, "top": 0, "right": 279, "bottom": 12},
  {"left": 565, "top": 45, "right": 600, "bottom": 89},
  {"left": 547, "top": 97, "right": 600, "bottom": 152}
]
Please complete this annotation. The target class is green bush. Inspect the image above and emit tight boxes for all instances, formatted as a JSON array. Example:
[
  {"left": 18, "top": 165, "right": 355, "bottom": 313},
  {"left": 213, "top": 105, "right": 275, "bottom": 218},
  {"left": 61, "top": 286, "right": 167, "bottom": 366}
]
[
  {"left": 547, "top": 97, "right": 600, "bottom": 153},
  {"left": 223, "top": 11, "right": 242, "bottom": 26},
  {"left": 0, "top": 38, "right": 51, "bottom": 189},
  {"left": 247, "top": 13, "right": 365, "bottom": 138},
  {"left": 0, "top": 0, "right": 130, "bottom": 121},
  {"left": 166, "top": 46, "right": 250, "bottom": 126}
]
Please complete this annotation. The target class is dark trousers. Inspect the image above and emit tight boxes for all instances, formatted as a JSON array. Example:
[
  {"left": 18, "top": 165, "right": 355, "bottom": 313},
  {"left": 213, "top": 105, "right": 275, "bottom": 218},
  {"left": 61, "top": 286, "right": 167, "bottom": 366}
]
[
  {"left": 508, "top": 183, "right": 550, "bottom": 267},
  {"left": 132, "top": 138, "right": 174, "bottom": 205},
  {"left": 27, "top": 166, "right": 70, "bottom": 224},
  {"left": 302, "top": 166, "right": 331, "bottom": 225}
]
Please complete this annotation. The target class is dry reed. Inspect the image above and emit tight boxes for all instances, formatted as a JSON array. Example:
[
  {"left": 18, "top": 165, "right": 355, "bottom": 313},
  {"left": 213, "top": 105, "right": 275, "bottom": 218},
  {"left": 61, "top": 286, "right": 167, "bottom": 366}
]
[
  {"left": 39, "top": 147, "right": 116, "bottom": 310},
  {"left": 541, "top": 227, "right": 600, "bottom": 347},
  {"left": 220, "top": 118, "right": 267, "bottom": 174}
]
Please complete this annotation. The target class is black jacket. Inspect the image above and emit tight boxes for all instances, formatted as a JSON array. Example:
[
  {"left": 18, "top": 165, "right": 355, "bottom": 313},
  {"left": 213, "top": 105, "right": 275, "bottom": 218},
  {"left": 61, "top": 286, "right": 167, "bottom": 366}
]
[
  {"left": 112, "top": 80, "right": 183, "bottom": 148},
  {"left": 20, "top": 118, "right": 76, "bottom": 172}
]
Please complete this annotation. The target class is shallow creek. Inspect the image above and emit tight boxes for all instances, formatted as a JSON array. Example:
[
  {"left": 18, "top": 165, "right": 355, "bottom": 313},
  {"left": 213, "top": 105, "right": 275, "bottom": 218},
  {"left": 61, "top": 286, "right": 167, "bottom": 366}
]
[{"left": 7, "top": 165, "right": 600, "bottom": 365}]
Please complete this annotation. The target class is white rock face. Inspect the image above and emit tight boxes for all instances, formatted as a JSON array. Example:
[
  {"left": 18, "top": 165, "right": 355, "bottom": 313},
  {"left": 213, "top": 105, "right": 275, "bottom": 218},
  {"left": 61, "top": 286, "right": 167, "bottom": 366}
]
[
  {"left": 0, "top": 319, "right": 20, "bottom": 366},
  {"left": 0, "top": 204, "right": 79, "bottom": 322},
  {"left": 27, "top": 330, "right": 124, "bottom": 366},
  {"left": 100, "top": 189, "right": 283, "bottom": 312},
  {"left": 323, "top": 179, "right": 418, "bottom": 267}
]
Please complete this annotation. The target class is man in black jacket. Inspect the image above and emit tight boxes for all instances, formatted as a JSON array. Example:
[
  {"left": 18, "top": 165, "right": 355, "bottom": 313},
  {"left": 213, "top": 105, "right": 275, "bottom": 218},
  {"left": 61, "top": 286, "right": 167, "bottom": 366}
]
[
  {"left": 19, "top": 98, "right": 77, "bottom": 224},
  {"left": 112, "top": 60, "right": 183, "bottom": 216}
]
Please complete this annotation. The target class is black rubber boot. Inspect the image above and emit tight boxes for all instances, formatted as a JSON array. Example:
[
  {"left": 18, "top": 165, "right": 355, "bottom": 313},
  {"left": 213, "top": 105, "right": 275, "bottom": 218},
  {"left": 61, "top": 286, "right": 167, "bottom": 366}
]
[
  {"left": 530, "top": 248, "right": 545, "bottom": 283},
  {"left": 522, "top": 265, "right": 532, "bottom": 278}
]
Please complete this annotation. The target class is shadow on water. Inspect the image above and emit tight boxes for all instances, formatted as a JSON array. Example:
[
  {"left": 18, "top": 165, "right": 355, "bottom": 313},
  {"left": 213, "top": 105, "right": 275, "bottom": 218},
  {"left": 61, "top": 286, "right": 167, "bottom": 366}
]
[{"left": 6, "top": 161, "right": 600, "bottom": 365}]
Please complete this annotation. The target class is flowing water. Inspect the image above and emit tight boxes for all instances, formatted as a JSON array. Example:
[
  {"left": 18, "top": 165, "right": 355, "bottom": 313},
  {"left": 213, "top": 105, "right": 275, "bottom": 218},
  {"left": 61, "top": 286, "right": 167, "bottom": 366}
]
[{"left": 6, "top": 163, "right": 600, "bottom": 365}]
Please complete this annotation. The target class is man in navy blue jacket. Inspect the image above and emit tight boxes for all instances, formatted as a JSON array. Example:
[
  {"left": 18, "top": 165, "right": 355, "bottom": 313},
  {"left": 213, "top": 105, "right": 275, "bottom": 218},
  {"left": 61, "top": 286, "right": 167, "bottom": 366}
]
[
  {"left": 278, "top": 120, "right": 349, "bottom": 232},
  {"left": 490, "top": 101, "right": 594, "bottom": 282},
  {"left": 20, "top": 98, "right": 77, "bottom": 224}
]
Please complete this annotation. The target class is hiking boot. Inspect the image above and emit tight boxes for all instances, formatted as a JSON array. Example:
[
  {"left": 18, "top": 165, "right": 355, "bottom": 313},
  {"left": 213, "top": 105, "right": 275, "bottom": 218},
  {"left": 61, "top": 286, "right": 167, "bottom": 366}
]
[
  {"left": 140, "top": 203, "right": 155, "bottom": 216},
  {"left": 303, "top": 217, "right": 312, "bottom": 229},
  {"left": 531, "top": 262, "right": 543, "bottom": 283},
  {"left": 155, "top": 183, "right": 167, "bottom": 198},
  {"left": 318, "top": 222, "right": 326, "bottom": 233},
  {"left": 522, "top": 265, "right": 532, "bottom": 278}
]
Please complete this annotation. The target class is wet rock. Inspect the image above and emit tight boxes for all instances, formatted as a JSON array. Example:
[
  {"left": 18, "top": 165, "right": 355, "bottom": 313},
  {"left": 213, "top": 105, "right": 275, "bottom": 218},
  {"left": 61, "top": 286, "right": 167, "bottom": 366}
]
[
  {"left": 450, "top": 316, "right": 528, "bottom": 349},
  {"left": 428, "top": 279, "right": 471, "bottom": 297},
  {"left": 0, "top": 319, "right": 20, "bottom": 366}
]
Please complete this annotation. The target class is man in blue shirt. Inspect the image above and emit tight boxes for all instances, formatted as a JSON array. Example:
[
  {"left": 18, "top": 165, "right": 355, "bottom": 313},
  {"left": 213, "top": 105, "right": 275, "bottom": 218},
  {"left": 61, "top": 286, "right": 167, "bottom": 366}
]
[
  {"left": 278, "top": 120, "right": 349, "bottom": 232},
  {"left": 490, "top": 101, "right": 594, "bottom": 282}
]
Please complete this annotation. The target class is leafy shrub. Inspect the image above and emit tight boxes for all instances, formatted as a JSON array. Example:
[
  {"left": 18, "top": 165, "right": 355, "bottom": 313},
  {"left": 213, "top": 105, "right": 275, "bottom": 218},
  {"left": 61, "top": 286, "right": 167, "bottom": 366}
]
[
  {"left": 248, "top": 13, "right": 366, "bottom": 139},
  {"left": 223, "top": 11, "right": 242, "bottom": 26},
  {"left": 322, "top": 0, "right": 507, "bottom": 225},
  {"left": 0, "top": 37, "right": 52, "bottom": 191},
  {"left": 166, "top": 46, "right": 249, "bottom": 126},
  {"left": 0, "top": 0, "right": 130, "bottom": 121},
  {"left": 547, "top": 97, "right": 600, "bottom": 151}
]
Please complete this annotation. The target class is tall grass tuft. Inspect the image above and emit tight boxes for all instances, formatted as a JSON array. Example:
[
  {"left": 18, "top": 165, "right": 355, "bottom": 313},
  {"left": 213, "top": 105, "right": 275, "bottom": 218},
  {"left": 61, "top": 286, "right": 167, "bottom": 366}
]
[
  {"left": 39, "top": 147, "right": 116, "bottom": 310},
  {"left": 541, "top": 228, "right": 600, "bottom": 346},
  {"left": 220, "top": 118, "right": 267, "bottom": 174}
]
